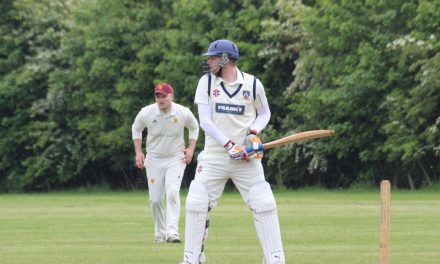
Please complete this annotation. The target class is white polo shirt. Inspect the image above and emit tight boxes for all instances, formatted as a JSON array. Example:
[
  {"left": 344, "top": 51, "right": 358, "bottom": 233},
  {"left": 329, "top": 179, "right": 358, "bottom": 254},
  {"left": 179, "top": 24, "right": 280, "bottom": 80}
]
[
  {"left": 194, "top": 69, "right": 268, "bottom": 153},
  {"left": 132, "top": 102, "right": 199, "bottom": 158}
]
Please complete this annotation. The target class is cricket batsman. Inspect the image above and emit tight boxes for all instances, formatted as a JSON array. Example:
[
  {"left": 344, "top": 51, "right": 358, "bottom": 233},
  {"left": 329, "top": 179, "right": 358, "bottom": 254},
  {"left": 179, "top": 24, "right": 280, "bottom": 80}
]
[{"left": 181, "top": 39, "right": 285, "bottom": 263}]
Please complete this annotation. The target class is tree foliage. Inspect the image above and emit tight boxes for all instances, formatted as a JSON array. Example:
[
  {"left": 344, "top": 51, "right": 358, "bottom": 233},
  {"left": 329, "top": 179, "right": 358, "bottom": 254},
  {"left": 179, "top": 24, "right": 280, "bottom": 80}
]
[
  {"left": 1, "top": 0, "right": 439, "bottom": 191},
  {"left": 273, "top": 0, "right": 439, "bottom": 189},
  {"left": 0, "top": 0, "right": 73, "bottom": 191}
]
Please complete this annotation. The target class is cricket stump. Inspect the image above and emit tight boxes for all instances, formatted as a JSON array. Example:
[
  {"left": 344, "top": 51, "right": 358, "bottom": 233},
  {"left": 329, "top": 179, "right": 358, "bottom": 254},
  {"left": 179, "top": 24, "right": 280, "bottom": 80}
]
[{"left": 380, "top": 180, "right": 391, "bottom": 264}]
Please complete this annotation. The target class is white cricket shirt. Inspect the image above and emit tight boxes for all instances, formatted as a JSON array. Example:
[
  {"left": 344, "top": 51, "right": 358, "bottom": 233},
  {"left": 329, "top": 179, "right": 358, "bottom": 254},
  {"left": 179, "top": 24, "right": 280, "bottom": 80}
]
[
  {"left": 194, "top": 69, "right": 268, "bottom": 153},
  {"left": 132, "top": 102, "right": 199, "bottom": 158}
]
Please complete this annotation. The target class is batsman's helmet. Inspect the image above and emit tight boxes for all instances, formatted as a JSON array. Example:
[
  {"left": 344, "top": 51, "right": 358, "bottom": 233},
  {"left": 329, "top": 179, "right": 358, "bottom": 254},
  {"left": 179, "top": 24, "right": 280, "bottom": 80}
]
[{"left": 203, "top": 39, "right": 239, "bottom": 60}]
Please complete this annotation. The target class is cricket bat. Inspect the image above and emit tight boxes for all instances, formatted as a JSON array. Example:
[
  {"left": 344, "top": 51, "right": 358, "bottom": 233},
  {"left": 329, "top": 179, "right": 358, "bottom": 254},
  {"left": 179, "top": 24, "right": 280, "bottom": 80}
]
[{"left": 245, "top": 130, "right": 335, "bottom": 153}]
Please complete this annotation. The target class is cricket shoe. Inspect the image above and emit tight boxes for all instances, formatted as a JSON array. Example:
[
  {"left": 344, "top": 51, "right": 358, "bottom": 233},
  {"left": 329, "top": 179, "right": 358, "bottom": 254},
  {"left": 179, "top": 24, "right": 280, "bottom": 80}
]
[
  {"left": 166, "top": 233, "right": 181, "bottom": 243},
  {"left": 154, "top": 235, "right": 166, "bottom": 243}
]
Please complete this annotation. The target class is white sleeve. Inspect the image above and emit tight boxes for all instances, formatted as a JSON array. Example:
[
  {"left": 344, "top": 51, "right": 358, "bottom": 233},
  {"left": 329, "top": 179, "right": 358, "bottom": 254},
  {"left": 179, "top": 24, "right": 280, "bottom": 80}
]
[
  {"left": 197, "top": 103, "right": 230, "bottom": 146},
  {"left": 185, "top": 108, "right": 200, "bottom": 140},
  {"left": 194, "top": 75, "right": 210, "bottom": 105},
  {"left": 249, "top": 78, "right": 270, "bottom": 133},
  {"left": 250, "top": 104, "right": 271, "bottom": 133},
  {"left": 254, "top": 78, "right": 269, "bottom": 108},
  {"left": 131, "top": 109, "right": 147, "bottom": 140}
]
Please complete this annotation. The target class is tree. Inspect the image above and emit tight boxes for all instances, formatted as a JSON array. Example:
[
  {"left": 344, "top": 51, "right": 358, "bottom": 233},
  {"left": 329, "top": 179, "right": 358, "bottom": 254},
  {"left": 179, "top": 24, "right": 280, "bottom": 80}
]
[
  {"left": 272, "top": 0, "right": 439, "bottom": 188},
  {"left": 381, "top": 0, "right": 440, "bottom": 188},
  {"left": 0, "top": 0, "right": 73, "bottom": 191}
]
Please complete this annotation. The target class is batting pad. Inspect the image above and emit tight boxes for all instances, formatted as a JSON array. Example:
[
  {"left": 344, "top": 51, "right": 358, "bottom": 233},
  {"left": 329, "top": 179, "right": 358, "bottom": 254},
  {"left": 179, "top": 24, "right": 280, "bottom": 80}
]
[
  {"left": 183, "top": 181, "right": 209, "bottom": 264},
  {"left": 247, "top": 181, "right": 285, "bottom": 264}
]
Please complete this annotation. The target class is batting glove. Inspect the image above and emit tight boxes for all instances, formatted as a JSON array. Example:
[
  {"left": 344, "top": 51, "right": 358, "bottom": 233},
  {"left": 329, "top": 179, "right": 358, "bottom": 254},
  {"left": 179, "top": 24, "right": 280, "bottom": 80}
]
[
  {"left": 225, "top": 140, "right": 249, "bottom": 161},
  {"left": 245, "top": 130, "right": 264, "bottom": 159}
]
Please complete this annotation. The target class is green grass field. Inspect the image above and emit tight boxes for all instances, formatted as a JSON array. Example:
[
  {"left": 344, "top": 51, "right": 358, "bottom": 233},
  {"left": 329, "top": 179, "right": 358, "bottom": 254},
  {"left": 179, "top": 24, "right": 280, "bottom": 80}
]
[{"left": 1, "top": 187, "right": 439, "bottom": 263}]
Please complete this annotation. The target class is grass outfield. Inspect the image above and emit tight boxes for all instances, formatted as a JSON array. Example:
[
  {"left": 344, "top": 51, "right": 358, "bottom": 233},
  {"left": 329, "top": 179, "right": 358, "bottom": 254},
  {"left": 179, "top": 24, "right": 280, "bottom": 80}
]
[{"left": 1, "top": 187, "right": 439, "bottom": 263}]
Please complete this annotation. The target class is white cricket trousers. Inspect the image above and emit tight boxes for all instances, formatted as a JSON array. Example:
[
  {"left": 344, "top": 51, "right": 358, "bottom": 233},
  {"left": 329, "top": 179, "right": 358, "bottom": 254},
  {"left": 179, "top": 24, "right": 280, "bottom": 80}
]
[
  {"left": 183, "top": 151, "right": 285, "bottom": 263},
  {"left": 145, "top": 154, "right": 186, "bottom": 238},
  {"left": 194, "top": 151, "right": 265, "bottom": 206}
]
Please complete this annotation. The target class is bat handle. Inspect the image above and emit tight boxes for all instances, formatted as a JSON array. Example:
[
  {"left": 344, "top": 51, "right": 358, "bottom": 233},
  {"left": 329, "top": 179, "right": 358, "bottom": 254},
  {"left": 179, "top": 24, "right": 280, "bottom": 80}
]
[{"left": 245, "top": 144, "right": 264, "bottom": 153}]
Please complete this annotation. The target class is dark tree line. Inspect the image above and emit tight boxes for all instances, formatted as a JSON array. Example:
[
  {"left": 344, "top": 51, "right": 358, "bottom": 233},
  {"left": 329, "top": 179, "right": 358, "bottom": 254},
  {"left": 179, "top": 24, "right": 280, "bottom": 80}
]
[{"left": 1, "top": 0, "right": 439, "bottom": 192}]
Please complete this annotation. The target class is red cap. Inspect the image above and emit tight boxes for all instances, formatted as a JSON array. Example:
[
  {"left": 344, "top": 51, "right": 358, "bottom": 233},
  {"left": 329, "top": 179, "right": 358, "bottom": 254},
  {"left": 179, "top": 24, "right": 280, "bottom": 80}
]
[{"left": 154, "top": 83, "right": 174, "bottom": 95}]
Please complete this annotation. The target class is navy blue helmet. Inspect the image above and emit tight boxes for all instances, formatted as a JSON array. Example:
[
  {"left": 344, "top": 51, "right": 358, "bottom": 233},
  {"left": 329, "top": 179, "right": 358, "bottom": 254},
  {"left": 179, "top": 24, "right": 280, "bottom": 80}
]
[{"left": 203, "top": 39, "right": 239, "bottom": 60}]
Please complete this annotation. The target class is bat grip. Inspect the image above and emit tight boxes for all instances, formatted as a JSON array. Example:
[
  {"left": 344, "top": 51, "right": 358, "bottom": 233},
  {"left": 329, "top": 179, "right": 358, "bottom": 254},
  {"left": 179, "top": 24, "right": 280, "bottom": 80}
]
[{"left": 245, "top": 144, "right": 264, "bottom": 153}]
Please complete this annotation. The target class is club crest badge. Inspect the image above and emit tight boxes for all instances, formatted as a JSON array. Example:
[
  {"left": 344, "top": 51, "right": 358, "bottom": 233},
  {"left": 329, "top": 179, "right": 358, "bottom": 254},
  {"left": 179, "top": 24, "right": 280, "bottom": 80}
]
[
  {"left": 172, "top": 116, "right": 179, "bottom": 124},
  {"left": 242, "top": 90, "right": 251, "bottom": 100}
]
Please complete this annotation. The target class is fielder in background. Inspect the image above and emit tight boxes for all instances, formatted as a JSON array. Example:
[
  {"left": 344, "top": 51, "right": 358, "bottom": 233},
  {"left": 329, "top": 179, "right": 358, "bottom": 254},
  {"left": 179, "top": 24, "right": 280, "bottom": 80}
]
[
  {"left": 132, "top": 83, "right": 199, "bottom": 244},
  {"left": 181, "top": 39, "right": 285, "bottom": 264}
]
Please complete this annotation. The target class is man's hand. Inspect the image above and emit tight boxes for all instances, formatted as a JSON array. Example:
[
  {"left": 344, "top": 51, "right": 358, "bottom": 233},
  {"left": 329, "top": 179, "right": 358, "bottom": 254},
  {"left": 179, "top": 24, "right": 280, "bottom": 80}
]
[
  {"left": 245, "top": 130, "right": 263, "bottom": 159},
  {"left": 182, "top": 139, "right": 197, "bottom": 164},
  {"left": 182, "top": 147, "right": 195, "bottom": 164},
  {"left": 225, "top": 140, "right": 249, "bottom": 161},
  {"left": 133, "top": 139, "right": 146, "bottom": 169},
  {"left": 135, "top": 152, "right": 145, "bottom": 169}
]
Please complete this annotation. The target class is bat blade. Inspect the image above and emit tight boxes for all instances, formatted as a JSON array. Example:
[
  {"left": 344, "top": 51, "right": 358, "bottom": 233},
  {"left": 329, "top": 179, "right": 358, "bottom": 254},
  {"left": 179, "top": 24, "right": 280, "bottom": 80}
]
[
  {"left": 245, "top": 130, "right": 335, "bottom": 153},
  {"left": 263, "top": 130, "right": 335, "bottom": 150}
]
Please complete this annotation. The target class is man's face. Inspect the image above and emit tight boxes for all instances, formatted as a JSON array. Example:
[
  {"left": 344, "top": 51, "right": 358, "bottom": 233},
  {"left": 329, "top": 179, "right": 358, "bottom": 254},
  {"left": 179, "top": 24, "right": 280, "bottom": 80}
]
[
  {"left": 207, "top": 56, "right": 222, "bottom": 74},
  {"left": 155, "top": 93, "right": 173, "bottom": 111}
]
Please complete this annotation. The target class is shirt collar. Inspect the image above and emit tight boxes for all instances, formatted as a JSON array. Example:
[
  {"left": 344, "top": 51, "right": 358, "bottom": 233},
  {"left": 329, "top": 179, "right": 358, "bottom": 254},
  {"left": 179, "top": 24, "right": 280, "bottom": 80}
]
[{"left": 214, "top": 67, "right": 244, "bottom": 86}]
